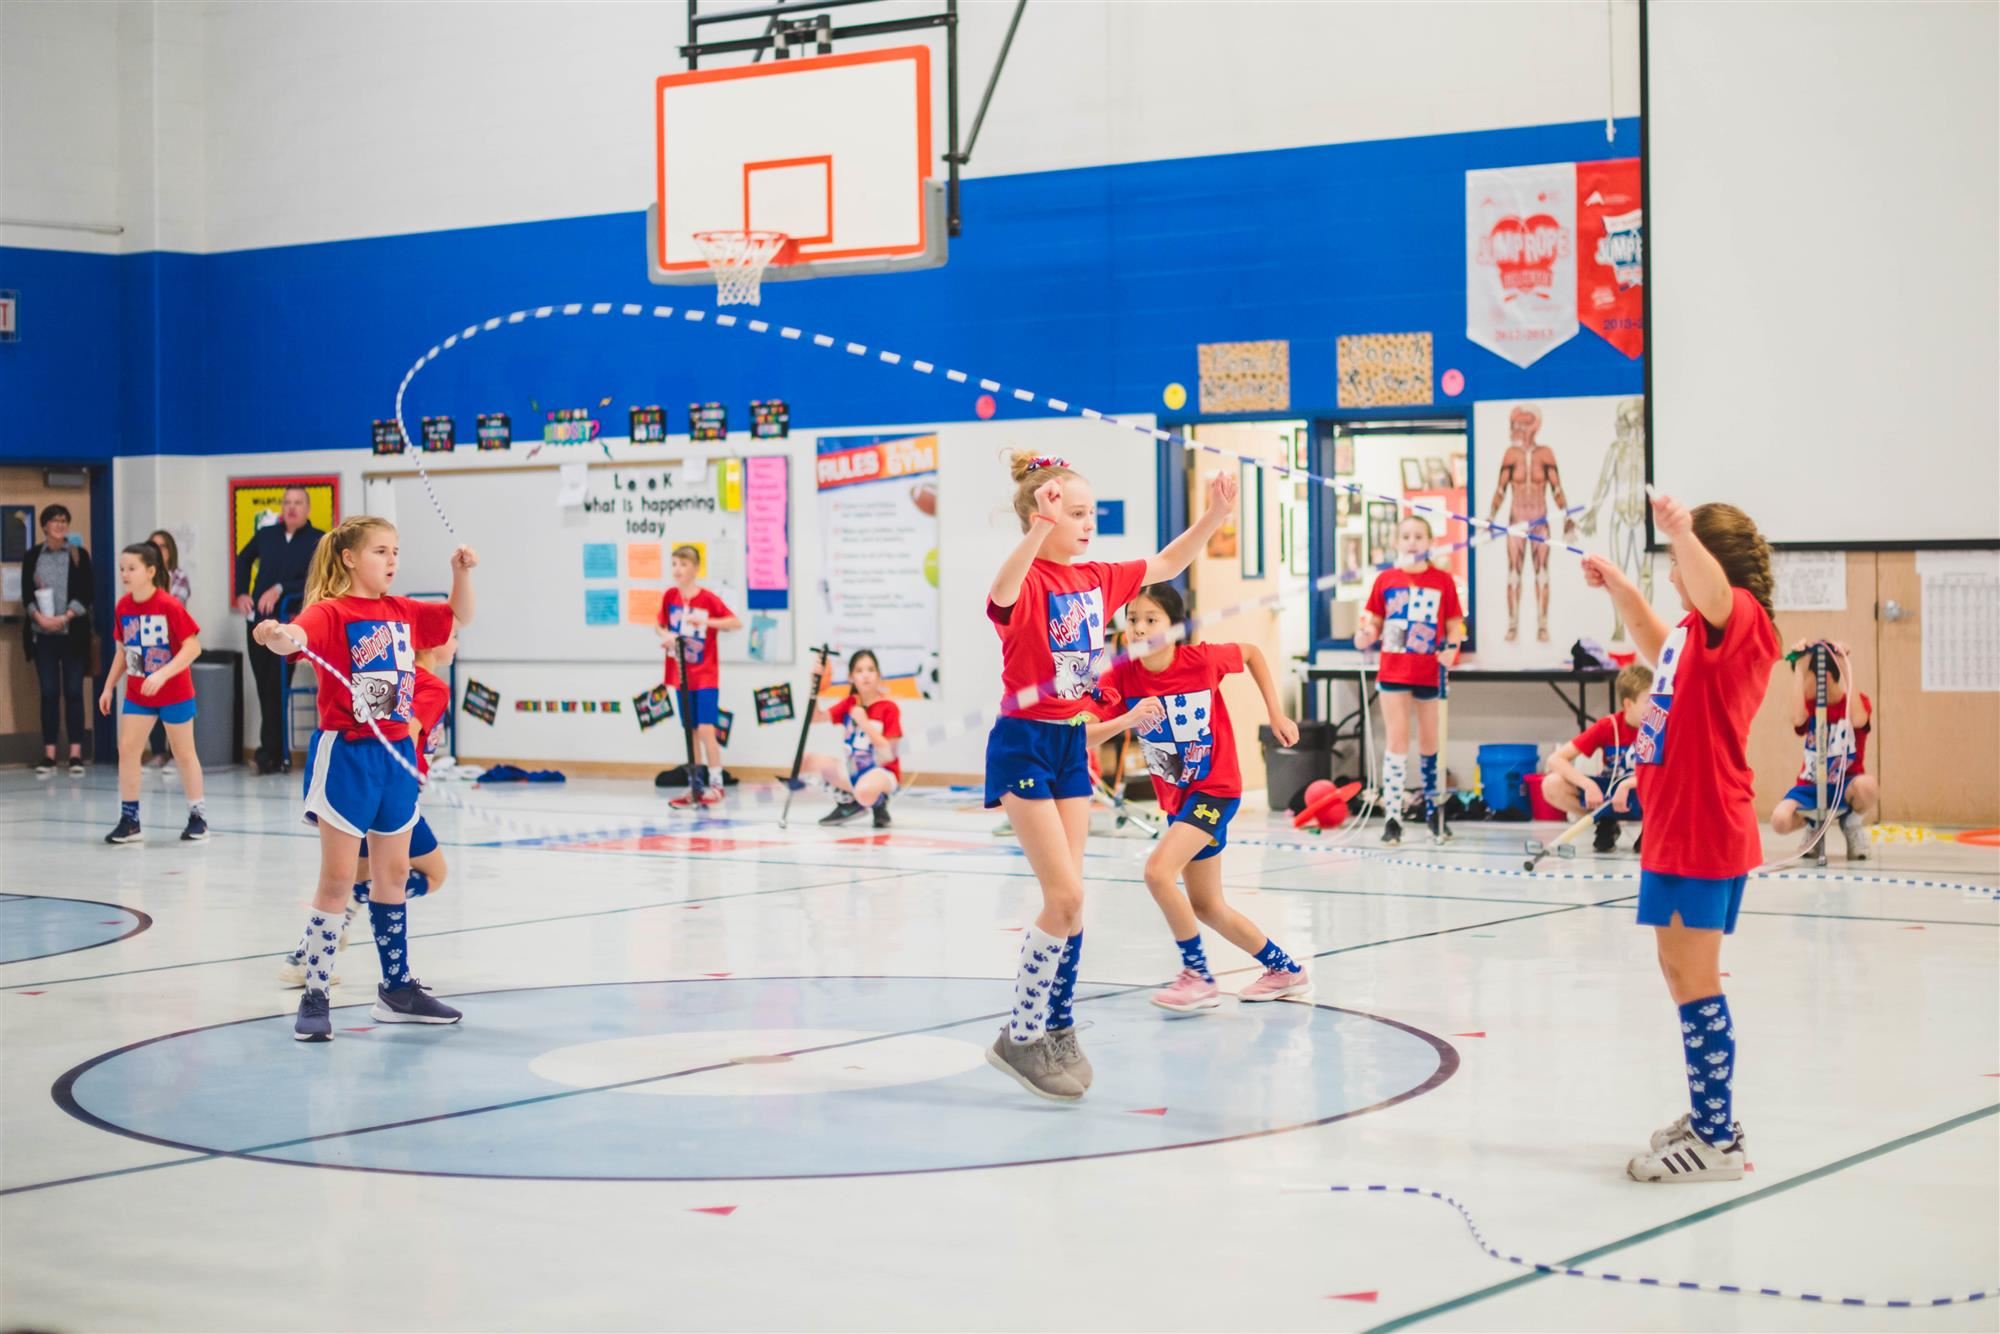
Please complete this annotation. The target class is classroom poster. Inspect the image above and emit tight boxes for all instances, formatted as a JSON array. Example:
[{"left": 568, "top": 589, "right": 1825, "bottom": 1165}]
[
  {"left": 814, "top": 433, "right": 939, "bottom": 695},
  {"left": 227, "top": 475, "right": 340, "bottom": 598}
]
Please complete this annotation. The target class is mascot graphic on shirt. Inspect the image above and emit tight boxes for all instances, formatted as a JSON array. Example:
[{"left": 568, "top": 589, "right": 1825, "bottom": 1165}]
[
  {"left": 1133, "top": 689, "right": 1216, "bottom": 791},
  {"left": 1046, "top": 589, "right": 1108, "bottom": 700},
  {"left": 120, "top": 614, "right": 173, "bottom": 679},
  {"left": 347, "top": 620, "right": 416, "bottom": 725},
  {"left": 1381, "top": 585, "right": 1444, "bottom": 655}
]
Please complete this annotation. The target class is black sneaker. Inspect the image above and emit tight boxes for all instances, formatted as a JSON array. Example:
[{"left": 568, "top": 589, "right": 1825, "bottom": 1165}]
[
  {"left": 1632, "top": 832, "right": 1642, "bottom": 857},
  {"left": 371, "top": 982, "right": 462, "bottom": 1025},
  {"left": 293, "top": 991, "right": 332, "bottom": 1042},
  {"left": 819, "top": 799, "right": 866, "bottom": 826},
  {"left": 1381, "top": 817, "right": 1402, "bottom": 846},
  {"left": 872, "top": 800, "right": 892, "bottom": 829},
  {"left": 1427, "top": 809, "right": 1453, "bottom": 843},
  {"left": 68, "top": 757, "right": 85, "bottom": 777},
  {"left": 1592, "top": 818, "right": 1620, "bottom": 853},
  {"left": 33, "top": 757, "right": 55, "bottom": 778},
  {"left": 104, "top": 816, "right": 143, "bottom": 845},
  {"left": 181, "top": 812, "right": 209, "bottom": 842}
]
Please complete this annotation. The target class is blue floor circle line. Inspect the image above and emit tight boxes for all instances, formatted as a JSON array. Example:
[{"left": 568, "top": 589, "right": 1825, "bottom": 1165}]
[
  {"left": 52, "top": 975, "right": 1460, "bottom": 1183},
  {"left": 0, "top": 894, "right": 152, "bottom": 965}
]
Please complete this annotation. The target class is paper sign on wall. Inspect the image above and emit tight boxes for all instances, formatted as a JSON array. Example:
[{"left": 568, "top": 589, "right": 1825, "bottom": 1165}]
[
  {"left": 584, "top": 589, "right": 620, "bottom": 626},
  {"left": 582, "top": 543, "right": 617, "bottom": 579},
  {"left": 627, "top": 543, "right": 662, "bottom": 581},
  {"left": 1771, "top": 551, "right": 1846, "bottom": 612},
  {"left": 1466, "top": 162, "right": 1579, "bottom": 368},
  {"left": 463, "top": 679, "right": 500, "bottom": 724},
  {"left": 627, "top": 587, "right": 664, "bottom": 626}
]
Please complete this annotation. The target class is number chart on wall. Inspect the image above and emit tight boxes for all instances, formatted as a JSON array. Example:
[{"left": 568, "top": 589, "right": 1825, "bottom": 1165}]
[{"left": 368, "top": 458, "right": 792, "bottom": 666}]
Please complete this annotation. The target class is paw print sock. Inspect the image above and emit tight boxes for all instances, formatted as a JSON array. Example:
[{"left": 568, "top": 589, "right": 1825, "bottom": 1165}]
[
  {"left": 298, "top": 911, "right": 341, "bottom": 995},
  {"left": 1381, "top": 753, "right": 1407, "bottom": 817},
  {"left": 1176, "top": 934, "right": 1213, "bottom": 981},
  {"left": 405, "top": 869, "right": 430, "bottom": 898},
  {"left": 1048, "top": 933, "right": 1083, "bottom": 1030},
  {"left": 1419, "top": 751, "right": 1441, "bottom": 818},
  {"left": 368, "top": 900, "right": 414, "bottom": 991},
  {"left": 1007, "top": 926, "right": 1064, "bottom": 1044},
  {"left": 121, "top": 799, "right": 140, "bottom": 825},
  {"left": 1254, "top": 939, "right": 1302, "bottom": 974},
  {"left": 1678, "top": 994, "right": 1736, "bottom": 1145}
]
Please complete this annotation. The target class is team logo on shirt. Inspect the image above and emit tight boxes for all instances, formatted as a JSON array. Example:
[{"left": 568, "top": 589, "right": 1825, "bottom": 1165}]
[
  {"left": 1633, "top": 624, "right": 1687, "bottom": 766},
  {"left": 666, "top": 603, "right": 710, "bottom": 656},
  {"left": 1133, "top": 689, "right": 1215, "bottom": 789},
  {"left": 346, "top": 620, "right": 415, "bottom": 724},
  {"left": 1045, "top": 589, "right": 1107, "bottom": 700},
  {"left": 1798, "top": 717, "right": 1858, "bottom": 783},
  {"left": 1381, "top": 586, "right": 1443, "bottom": 655},
  {"left": 119, "top": 614, "right": 173, "bottom": 677},
  {"left": 843, "top": 713, "right": 878, "bottom": 777}
]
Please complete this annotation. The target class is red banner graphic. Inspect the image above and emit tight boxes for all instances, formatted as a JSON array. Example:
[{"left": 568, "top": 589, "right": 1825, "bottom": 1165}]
[{"left": 1575, "top": 157, "right": 1643, "bottom": 360}]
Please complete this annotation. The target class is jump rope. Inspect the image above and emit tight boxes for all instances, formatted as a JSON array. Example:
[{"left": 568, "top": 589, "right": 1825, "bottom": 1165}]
[{"left": 306, "top": 298, "right": 1993, "bottom": 1308}]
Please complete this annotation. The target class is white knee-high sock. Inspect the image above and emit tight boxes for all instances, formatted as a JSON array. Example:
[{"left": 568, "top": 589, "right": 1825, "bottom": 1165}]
[
  {"left": 1008, "top": 926, "right": 1065, "bottom": 1043},
  {"left": 1382, "top": 752, "right": 1408, "bottom": 815}
]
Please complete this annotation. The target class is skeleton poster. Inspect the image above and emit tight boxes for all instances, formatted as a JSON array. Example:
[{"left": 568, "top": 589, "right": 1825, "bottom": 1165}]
[
  {"left": 1466, "top": 163, "right": 1578, "bottom": 368},
  {"left": 1472, "top": 394, "right": 1653, "bottom": 665}
]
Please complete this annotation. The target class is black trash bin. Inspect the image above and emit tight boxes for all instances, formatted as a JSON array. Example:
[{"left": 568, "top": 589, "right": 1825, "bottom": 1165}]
[
  {"left": 1261, "top": 721, "right": 1335, "bottom": 812},
  {"left": 191, "top": 649, "right": 244, "bottom": 769}
]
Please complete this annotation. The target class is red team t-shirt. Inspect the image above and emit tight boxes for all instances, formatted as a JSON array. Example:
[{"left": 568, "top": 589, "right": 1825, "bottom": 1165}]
[
  {"left": 1571, "top": 713, "right": 1638, "bottom": 778},
  {"left": 1364, "top": 566, "right": 1463, "bottom": 688},
  {"left": 1794, "top": 691, "right": 1870, "bottom": 783},
  {"left": 829, "top": 695, "right": 903, "bottom": 780},
  {"left": 659, "top": 587, "right": 734, "bottom": 690},
  {"left": 114, "top": 592, "right": 201, "bottom": 707},
  {"left": 987, "top": 558, "right": 1147, "bottom": 721},
  {"left": 288, "top": 595, "right": 456, "bottom": 742},
  {"left": 1633, "top": 587, "right": 1780, "bottom": 878},
  {"left": 1101, "top": 642, "right": 1246, "bottom": 814},
  {"left": 411, "top": 666, "right": 451, "bottom": 776}
]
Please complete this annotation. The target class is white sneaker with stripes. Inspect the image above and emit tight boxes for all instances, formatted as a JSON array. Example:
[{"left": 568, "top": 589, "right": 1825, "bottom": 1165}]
[{"left": 1628, "top": 1119, "right": 1745, "bottom": 1182}]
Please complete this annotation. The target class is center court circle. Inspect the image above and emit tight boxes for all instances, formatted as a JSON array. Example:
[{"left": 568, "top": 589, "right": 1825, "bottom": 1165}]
[{"left": 57, "top": 977, "right": 1457, "bottom": 1181}]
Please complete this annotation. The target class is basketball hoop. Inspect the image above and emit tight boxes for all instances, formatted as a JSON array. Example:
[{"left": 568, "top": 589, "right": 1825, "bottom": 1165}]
[{"left": 693, "top": 230, "right": 793, "bottom": 306}]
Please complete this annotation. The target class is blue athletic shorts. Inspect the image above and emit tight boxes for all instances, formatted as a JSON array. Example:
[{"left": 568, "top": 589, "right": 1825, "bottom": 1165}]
[
  {"left": 984, "top": 715, "right": 1093, "bottom": 808},
  {"left": 1637, "top": 870, "right": 1747, "bottom": 934},
  {"left": 1781, "top": 781, "right": 1849, "bottom": 815},
  {"left": 408, "top": 815, "right": 438, "bottom": 859},
  {"left": 123, "top": 697, "right": 197, "bottom": 725},
  {"left": 681, "top": 686, "right": 720, "bottom": 729},
  {"left": 303, "top": 731, "right": 421, "bottom": 838},
  {"left": 1171, "top": 793, "right": 1242, "bottom": 861},
  {"left": 1377, "top": 682, "right": 1441, "bottom": 701}
]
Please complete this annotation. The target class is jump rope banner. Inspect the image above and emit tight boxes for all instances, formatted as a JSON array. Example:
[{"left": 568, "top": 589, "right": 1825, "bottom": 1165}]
[{"left": 1291, "top": 1184, "right": 1999, "bottom": 1310}]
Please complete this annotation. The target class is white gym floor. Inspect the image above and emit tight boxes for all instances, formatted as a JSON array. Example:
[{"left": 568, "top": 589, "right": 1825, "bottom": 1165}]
[{"left": 2, "top": 764, "right": 1996, "bottom": 1332}]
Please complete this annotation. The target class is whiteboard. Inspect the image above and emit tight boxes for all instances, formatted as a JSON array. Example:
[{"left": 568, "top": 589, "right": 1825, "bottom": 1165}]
[
  {"left": 365, "top": 459, "right": 794, "bottom": 665},
  {"left": 1646, "top": 1, "right": 1998, "bottom": 545}
]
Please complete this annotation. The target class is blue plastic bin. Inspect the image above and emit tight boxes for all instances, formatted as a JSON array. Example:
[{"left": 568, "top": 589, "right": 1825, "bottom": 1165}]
[{"left": 1478, "top": 743, "right": 1541, "bottom": 816}]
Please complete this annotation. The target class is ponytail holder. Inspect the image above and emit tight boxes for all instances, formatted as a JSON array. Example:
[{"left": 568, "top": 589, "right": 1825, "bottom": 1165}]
[{"left": 1026, "top": 455, "right": 1068, "bottom": 472}]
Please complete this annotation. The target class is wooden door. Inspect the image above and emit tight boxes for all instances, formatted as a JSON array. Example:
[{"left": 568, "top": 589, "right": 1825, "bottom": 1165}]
[{"left": 1873, "top": 552, "right": 2000, "bottom": 825}]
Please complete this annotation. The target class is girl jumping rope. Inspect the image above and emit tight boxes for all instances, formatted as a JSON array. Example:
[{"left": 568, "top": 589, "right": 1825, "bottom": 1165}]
[
  {"left": 983, "top": 452, "right": 1236, "bottom": 1101},
  {"left": 1087, "top": 584, "right": 1311, "bottom": 1012},
  {"left": 1582, "top": 492, "right": 1777, "bottom": 1182}
]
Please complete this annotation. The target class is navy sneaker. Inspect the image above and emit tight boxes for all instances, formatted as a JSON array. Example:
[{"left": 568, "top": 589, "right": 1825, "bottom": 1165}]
[
  {"left": 872, "top": 800, "right": 892, "bottom": 829},
  {"left": 372, "top": 982, "right": 461, "bottom": 1025},
  {"left": 181, "top": 812, "right": 209, "bottom": 842},
  {"left": 294, "top": 991, "right": 332, "bottom": 1042},
  {"left": 104, "top": 816, "right": 143, "bottom": 845},
  {"left": 818, "top": 799, "right": 866, "bottom": 826}
]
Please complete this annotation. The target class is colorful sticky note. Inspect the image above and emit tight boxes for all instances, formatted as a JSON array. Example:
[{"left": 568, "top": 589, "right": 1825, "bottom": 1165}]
[
  {"left": 718, "top": 458, "right": 744, "bottom": 512},
  {"left": 584, "top": 589, "right": 619, "bottom": 626},
  {"left": 627, "top": 587, "right": 665, "bottom": 626},
  {"left": 582, "top": 543, "right": 617, "bottom": 579},
  {"left": 627, "top": 543, "right": 663, "bottom": 582}
]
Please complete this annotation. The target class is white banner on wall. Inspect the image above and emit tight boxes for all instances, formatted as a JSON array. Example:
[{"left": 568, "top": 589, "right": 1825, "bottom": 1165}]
[
  {"left": 815, "top": 432, "right": 941, "bottom": 694},
  {"left": 1466, "top": 162, "right": 1578, "bottom": 368}
]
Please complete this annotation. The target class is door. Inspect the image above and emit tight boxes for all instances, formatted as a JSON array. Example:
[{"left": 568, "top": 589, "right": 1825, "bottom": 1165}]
[{"left": 1873, "top": 552, "right": 2000, "bottom": 826}]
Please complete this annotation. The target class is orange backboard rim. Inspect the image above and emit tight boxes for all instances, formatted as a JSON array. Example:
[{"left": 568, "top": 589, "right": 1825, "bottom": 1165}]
[
  {"left": 743, "top": 154, "right": 835, "bottom": 246},
  {"left": 655, "top": 44, "right": 933, "bottom": 274}
]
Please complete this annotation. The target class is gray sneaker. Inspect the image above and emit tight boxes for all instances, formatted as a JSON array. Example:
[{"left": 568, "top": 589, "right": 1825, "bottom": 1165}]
[
  {"left": 1047, "top": 1025, "right": 1093, "bottom": 1090},
  {"left": 1840, "top": 811, "right": 1869, "bottom": 860},
  {"left": 985, "top": 1027, "right": 1083, "bottom": 1101},
  {"left": 371, "top": 982, "right": 462, "bottom": 1025},
  {"left": 293, "top": 992, "right": 332, "bottom": 1042}
]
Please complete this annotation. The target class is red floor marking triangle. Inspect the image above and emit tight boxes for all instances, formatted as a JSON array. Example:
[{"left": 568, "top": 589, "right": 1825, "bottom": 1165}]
[
  {"left": 1327, "top": 1291, "right": 1378, "bottom": 1303},
  {"left": 683, "top": 905, "right": 703, "bottom": 910},
  {"left": 1129, "top": 1107, "right": 1168, "bottom": 1116},
  {"left": 1902, "top": 925, "right": 1926, "bottom": 931},
  {"left": 691, "top": 1205, "right": 737, "bottom": 1216},
  {"left": 1745, "top": 1161, "right": 1755, "bottom": 1171},
  {"left": 703, "top": 972, "right": 732, "bottom": 978},
  {"left": 343, "top": 1026, "right": 374, "bottom": 1033},
  {"left": 1720, "top": 972, "right": 1730, "bottom": 977},
  {"left": 1452, "top": 1031, "right": 1486, "bottom": 1038},
  {"left": 17, "top": 991, "right": 45, "bottom": 996},
  {"left": 99, "top": 919, "right": 125, "bottom": 924}
]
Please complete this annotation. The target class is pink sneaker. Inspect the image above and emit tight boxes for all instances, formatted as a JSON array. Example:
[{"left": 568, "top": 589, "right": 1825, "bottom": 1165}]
[
  {"left": 1151, "top": 968, "right": 1220, "bottom": 1013},
  {"left": 697, "top": 787, "right": 724, "bottom": 806},
  {"left": 1239, "top": 967, "right": 1313, "bottom": 1003}
]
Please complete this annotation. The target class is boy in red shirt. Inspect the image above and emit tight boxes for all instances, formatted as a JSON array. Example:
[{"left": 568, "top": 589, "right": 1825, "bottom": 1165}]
[
  {"left": 1583, "top": 493, "right": 1778, "bottom": 1183},
  {"left": 1769, "top": 638, "right": 1876, "bottom": 860},
  {"left": 1354, "top": 513, "right": 1465, "bottom": 844},
  {"left": 1542, "top": 662, "right": 1653, "bottom": 853},
  {"left": 656, "top": 544, "right": 742, "bottom": 807},
  {"left": 99, "top": 542, "right": 205, "bottom": 843},
  {"left": 1088, "top": 584, "right": 1309, "bottom": 1012}
]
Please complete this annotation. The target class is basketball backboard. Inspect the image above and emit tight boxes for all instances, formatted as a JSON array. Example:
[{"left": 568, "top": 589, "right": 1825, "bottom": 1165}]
[{"left": 649, "top": 45, "right": 946, "bottom": 287}]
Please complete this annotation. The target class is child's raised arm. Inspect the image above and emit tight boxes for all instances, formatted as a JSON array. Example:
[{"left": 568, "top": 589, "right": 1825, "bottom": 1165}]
[
  {"left": 1582, "top": 554, "right": 1669, "bottom": 666},
  {"left": 448, "top": 545, "right": 479, "bottom": 627},
  {"left": 990, "top": 480, "right": 1063, "bottom": 608},
  {"left": 1653, "top": 492, "right": 1733, "bottom": 630},
  {"left": 1143, "top": 472, "right": 1237, "bottom": 583}
]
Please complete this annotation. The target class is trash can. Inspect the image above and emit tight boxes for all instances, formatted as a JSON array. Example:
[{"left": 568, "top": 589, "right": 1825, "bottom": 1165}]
[
  {"left": 1262, "top": 721, "right": 1335, "bottom": 811},
  {"left": 1478, "top": 743, "right": 1540, "bottom": 817},
  {"left": 191, "top": 650, "right": 243, "bottom": 770}
]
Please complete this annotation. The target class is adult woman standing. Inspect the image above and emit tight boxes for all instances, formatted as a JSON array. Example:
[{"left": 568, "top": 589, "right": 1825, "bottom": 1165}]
[
  {"left": 144, "top": 530, "right": 192, "bottom": 767},
  {"left": 20, "top": 504, "right": 95, "bottom": 777}
]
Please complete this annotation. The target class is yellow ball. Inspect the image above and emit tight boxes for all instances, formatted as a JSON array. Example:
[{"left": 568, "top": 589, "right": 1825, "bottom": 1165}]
[{"left": 1162, "top": 382, "right": 1188, "bottom": 411}]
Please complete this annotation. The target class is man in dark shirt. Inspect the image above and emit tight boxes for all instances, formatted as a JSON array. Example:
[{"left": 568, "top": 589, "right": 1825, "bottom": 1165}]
[{"left": 234, "top": 486, "right": 323, "bottom": 773}]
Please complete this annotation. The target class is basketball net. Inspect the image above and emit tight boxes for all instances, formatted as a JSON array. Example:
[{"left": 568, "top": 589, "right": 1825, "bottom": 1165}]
[{"left": 693, "top": 230, "right": 792, "bottom": 306}]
